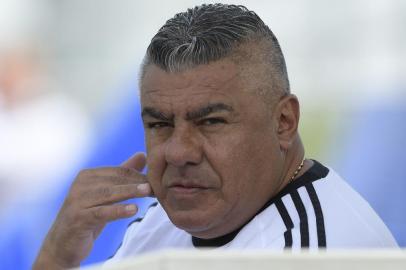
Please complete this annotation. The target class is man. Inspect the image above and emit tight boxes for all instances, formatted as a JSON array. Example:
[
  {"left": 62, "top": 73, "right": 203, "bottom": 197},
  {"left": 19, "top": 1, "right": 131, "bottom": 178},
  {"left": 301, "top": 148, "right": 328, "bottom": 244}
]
[{"left": 33, "top": 4, "right": 397, "bottom": 269}]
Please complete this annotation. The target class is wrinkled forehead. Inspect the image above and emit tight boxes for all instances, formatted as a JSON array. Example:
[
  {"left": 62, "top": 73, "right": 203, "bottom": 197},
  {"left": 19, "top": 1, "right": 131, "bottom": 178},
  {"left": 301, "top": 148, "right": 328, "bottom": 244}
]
[
  {"left": 140, "top": 61, "right": 242, "bottom": 110},
  {"left": 141, "top": 61, "right": 239, "bottom": 92}
]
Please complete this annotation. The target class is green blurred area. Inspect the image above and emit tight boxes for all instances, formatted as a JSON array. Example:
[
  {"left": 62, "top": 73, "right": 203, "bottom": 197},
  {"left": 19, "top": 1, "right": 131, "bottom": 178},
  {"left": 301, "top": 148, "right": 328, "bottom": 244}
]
[{"left": 299, "top": 108, "right": 352, "bottom": 163}]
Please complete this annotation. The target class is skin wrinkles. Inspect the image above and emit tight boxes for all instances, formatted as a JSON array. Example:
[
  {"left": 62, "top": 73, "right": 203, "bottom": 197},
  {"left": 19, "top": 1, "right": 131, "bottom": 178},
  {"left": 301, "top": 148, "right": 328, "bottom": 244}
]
[
  {"left": 142, "top": 103, "right": 235, "bottom": 123},
  {"left": 140, "top": 59, "right": 294, "bottom": 239},
  {"left": 142, "top": 92, "right": 241, "bottom": 128},
  {"left": 140, "top": 63, "right": 240, "bottom": 97}
]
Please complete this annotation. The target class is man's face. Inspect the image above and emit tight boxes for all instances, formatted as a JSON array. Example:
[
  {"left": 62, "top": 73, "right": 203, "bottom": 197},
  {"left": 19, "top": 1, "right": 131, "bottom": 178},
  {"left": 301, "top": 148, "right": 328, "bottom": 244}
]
[{"left": 141, "top": 59, "right": 285, "bottom": 238}]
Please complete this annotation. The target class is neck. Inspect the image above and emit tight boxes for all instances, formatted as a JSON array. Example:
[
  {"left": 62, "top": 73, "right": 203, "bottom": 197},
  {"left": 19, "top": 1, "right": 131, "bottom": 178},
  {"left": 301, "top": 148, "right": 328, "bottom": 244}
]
[{"left": 276, "top": 136, "right": 312, "bottom": 194}]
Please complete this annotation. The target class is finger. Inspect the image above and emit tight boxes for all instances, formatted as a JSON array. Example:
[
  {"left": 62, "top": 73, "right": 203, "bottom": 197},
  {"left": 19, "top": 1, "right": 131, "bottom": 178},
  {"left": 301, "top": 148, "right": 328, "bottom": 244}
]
[
  {"left": 84, "top": 204, "right": 138, "bottom": 226},
  {"left": 77, "top": 167, "right": 148, "bottom": 186},
  {"left": 121, "top": 152, "right": 146, "bottom": 171},
  {"left": 81, "top": 183, "right": 152, "bottom": 207}
]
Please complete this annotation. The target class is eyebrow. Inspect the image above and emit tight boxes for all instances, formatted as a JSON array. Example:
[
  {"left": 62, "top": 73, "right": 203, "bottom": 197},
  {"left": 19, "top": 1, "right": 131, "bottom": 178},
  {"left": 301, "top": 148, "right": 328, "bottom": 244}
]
[
  {"left": 141, "top": 102, "right": 233, "bottom": 122},
  {"left": 141, "top": 107, "right": 173, "bottom": 121},
  {"left": 186, "top": 103, "right": 234, "bottom": 120}
]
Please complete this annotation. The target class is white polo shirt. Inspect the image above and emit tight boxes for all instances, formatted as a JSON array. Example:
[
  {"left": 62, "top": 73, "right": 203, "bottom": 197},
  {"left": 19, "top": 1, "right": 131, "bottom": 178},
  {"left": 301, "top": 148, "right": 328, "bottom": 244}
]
[{"left": 109, "top": 160, "right": 398, "bottom": 261}]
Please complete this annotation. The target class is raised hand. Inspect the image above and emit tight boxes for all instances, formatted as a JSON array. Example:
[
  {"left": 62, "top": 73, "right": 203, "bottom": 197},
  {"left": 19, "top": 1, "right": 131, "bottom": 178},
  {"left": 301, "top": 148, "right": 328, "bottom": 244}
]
[{"left": 33, "top": 153, "right": 152, "bottom": 269}]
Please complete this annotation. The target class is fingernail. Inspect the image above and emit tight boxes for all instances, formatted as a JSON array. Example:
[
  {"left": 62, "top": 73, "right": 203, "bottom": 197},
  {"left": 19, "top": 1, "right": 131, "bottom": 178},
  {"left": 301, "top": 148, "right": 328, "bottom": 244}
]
[
  {"left": 125, "top": 204, "right": 137, "bottom": 213},
  {"left": 137, "top": 183, "right": 151, "bottom": 193}
]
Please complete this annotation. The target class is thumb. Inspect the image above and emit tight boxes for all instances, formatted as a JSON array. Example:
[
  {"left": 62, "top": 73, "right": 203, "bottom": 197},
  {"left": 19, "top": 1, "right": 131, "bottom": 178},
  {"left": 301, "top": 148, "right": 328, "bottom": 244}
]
[{"left": 121, "top": 152, "right": 147, "bottom": 171}]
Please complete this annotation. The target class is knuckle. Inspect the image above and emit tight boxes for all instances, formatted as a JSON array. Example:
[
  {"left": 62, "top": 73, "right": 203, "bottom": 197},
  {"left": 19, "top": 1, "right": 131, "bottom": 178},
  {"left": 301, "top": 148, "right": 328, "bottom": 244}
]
[
  {"left": 98, "top": 186, "right": 112, "bottom": 198},
  {"left": 114, "top": 205, "right": 123, "bottom": 219},
  {"left": 92, "top": 207, "right": 104, "bottom": 220},
  {"left": 109, "top": 176, "right": 125, "bottom": 185},
  {"left": 116, "top": 167, "right": 132, "bottom": 178}
]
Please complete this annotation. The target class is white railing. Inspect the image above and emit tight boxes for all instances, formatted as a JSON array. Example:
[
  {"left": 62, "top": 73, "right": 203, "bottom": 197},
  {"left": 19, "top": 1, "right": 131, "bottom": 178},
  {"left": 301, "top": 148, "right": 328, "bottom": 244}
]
[{"left": 82, "top": 249, "right": 406, "bottom": 270}]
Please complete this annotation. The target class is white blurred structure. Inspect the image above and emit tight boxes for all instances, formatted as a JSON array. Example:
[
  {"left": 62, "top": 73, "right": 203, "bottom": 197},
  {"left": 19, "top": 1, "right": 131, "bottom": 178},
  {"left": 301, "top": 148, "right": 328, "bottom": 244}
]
[
  {"left": 42, "top": 0, "right": 406, "bottom": 113},
  {"left": 0, "top": 0, "right": 92, "bottom": 215},
  {"left": 0, "top": 91, "right": 92, "bottom": 209},
  {"left": 86, "top": 250, "right": 406, "bottom": 270},
  {"left": 3, "top": 0, "right": 404, "bottom": 135}
]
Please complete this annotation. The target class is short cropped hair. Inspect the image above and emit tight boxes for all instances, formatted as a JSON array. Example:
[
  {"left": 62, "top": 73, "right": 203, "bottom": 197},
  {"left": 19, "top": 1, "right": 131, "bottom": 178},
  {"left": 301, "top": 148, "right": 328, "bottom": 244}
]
[{"left": 141, "top": 3, "right": 290, "bottom": 94}]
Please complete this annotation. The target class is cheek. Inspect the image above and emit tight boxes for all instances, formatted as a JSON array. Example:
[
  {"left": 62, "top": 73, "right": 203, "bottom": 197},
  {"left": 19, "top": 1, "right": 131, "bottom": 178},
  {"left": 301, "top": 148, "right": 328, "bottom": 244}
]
[
  {"left": 208, "top": 131, "right": 276, "bottom": 200},
  {"left": 206, "top": 135, "right": 250, "bottom": 196}
]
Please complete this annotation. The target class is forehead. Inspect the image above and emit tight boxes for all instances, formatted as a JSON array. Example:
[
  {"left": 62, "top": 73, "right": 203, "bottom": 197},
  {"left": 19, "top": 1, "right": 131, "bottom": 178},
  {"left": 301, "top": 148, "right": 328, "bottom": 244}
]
[{"left": 140, "top": 60, "right": 243, "bottom": 109}]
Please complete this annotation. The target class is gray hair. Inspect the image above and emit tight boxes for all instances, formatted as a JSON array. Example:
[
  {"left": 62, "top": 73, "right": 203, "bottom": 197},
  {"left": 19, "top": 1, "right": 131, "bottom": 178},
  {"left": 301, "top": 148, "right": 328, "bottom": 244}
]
[{"left": 141, "top": 3, "right": 290, "bottom": 93}]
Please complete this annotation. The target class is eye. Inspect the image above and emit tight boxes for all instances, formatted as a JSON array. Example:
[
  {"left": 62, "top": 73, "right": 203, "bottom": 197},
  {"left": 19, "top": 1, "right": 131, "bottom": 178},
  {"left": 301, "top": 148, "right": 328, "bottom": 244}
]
[
  {"left": 146, "top": 122, "right": 173, "bottom": 129},
  {"left": 198, "top": 117, "right": 226, "bottom": 126}
]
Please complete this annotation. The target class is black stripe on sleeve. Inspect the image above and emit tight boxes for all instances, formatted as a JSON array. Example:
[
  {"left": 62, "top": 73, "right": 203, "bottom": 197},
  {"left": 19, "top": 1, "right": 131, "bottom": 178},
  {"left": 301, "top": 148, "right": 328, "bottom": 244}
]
[
  {"left": 290, "top": 190, "right": 309, "bottom": 247},
  {"left": 108, "top": 201, "right": 159, "bottom": 259},
  {"left": 127, "top": 201, "right": 158, "bottom": 228},
  {"left": 107, "top": 242, "right": 122, "bottom": 260},
  {"left": 275, "top": 199, "right": 294, "bottom": 248},
  {"left": 305, "top": 183, "right": 326, "bottom": 247},
  {"left": 126, "top": 217, "right": 143, "bottom": 228}
]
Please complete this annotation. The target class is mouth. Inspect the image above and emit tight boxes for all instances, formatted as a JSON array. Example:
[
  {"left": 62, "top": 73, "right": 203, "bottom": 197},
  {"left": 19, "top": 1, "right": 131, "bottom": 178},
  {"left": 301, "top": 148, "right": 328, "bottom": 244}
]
[{"left": 168, "top": 183, "right": 211, "bottom": 195}]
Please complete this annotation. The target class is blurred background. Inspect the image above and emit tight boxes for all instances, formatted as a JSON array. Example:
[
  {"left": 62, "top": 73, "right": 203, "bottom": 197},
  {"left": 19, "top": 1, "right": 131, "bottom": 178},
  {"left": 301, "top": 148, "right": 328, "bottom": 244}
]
[{"left": 0, "top": 0, "right": 405, "bottom": 269}]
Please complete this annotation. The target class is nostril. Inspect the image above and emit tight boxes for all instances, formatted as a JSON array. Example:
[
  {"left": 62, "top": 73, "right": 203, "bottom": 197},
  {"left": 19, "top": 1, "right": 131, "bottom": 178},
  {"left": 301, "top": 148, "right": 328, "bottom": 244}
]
[{"left": 186, "top": 161, "right": 198, "bottom": 166}]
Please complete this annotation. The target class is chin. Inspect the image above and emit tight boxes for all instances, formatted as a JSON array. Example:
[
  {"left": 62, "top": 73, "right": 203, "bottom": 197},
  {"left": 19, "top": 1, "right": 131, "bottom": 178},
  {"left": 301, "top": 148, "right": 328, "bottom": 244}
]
[
  {"left": 165, "top": 206, "right": 218, "bottom": 237},
  {"left": 157, "top": 190, "right": 228, "bottom": 238},
  {"left": 168, "top": 208, "right": 210, "bottom": 230}
]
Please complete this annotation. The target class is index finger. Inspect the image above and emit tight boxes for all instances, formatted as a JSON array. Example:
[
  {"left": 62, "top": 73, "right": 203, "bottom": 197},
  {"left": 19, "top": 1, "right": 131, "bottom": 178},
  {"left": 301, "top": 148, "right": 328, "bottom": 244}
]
[{"left": 121, "top": 152, "right": 147, "bottom": 171}]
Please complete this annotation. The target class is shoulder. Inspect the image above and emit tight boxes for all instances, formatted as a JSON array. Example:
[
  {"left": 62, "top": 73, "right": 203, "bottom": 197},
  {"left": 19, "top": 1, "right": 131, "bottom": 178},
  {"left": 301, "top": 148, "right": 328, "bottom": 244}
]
[
  {"left": 246, "top": 160, "right": 398, "bottom": 249},
  {"left": 311, "top": 164, "right": 398, "bottom": 248}
]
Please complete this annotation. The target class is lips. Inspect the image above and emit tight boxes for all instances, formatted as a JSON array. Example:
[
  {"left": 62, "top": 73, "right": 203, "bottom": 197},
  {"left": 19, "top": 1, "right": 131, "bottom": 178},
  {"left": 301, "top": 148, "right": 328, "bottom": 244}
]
[
  {"left": 169, "top": 182, "right": 207, "bottom": 188},
  {"left": 167, "top": 181, "right": 211, "bottom": 195}
]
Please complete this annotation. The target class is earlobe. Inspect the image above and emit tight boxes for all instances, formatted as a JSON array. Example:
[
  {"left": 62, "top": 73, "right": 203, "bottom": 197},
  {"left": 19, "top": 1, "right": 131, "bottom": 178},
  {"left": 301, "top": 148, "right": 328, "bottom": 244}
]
[{"left": 276, "top": 95, "right": 300, "bottom": 150}]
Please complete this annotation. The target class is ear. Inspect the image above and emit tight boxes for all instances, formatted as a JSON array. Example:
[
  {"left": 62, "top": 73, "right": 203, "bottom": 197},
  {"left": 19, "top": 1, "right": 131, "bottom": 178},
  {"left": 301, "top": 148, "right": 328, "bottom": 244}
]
[{"left": 274, "top": 94, "right": 300, "bottom": 151}]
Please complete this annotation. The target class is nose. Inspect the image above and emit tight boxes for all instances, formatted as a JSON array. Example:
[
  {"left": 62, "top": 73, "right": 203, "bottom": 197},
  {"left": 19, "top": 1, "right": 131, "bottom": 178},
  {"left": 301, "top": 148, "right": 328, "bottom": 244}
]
[{"left": 164, "top": 125, "right": 203, "bottom": 167}]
